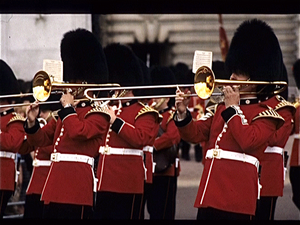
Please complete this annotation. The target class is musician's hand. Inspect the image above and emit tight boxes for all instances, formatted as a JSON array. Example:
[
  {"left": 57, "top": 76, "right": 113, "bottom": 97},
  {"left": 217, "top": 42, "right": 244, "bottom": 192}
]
[
  {"left": 60, "top": 92, "right": 74, "bottom": 108},
  {"left": 26, "top": 102, "right": 39, "bottom": 128},
  {"left": 107, "top": 105, "right": 117, "bottom": 124},
  {"left": 175, "top": 89, "right": 191, "bottom": 119},
  {"left": 223, "top": 85, "right": 240, "bottom": 108}
]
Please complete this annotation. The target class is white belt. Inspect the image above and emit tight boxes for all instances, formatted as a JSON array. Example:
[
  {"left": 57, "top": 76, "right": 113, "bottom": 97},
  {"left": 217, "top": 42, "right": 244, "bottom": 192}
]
[
  {"left": 32, "top": 159, "right": 52, "bottom": 167},
  {"left": 143, "top": 146, "right": 153, "bottom": 153},
  {"left": 0, "top": 151, "right": 16, "bottom": 160},
  {"left": 294, "top": 133, "right": 300, "bottom": 139},
  {"left": 50, "top": 153, "right": 94, "bottom": 168},
  {"left": 206, "top": 149, "right": 259, "bottom": 169},
  {"left": 99, "top": 146, "right": 143, "bottom": 157},
  {"left": 264, "top": 146, "right": 283, "bottom": 155}
]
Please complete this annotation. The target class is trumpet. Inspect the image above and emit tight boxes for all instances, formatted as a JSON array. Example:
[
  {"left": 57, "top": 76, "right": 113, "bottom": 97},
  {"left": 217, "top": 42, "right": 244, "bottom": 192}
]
[
  {"left": 83, "top": 66, "right": 287, "bottom": 102},
  {"left": 0, "top": 70, "right": 120, "bottom": 108}
]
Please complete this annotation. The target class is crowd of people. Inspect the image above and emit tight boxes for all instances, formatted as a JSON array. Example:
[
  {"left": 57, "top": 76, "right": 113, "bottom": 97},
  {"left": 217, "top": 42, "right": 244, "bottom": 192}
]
[{"left": 0, "top": 18, "right": 300, "bottom": 220}]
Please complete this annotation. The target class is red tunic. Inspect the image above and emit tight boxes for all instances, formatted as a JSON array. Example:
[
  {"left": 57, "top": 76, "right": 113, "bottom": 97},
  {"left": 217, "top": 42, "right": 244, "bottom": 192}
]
[
  {"left": 259, "top": 96, "right": 295, "bottom": 197},
  {"left": 19, "top": 115, "right": 57, "bottom": 195},
  {"left": 174, "top": 96, "right": 284, "bottom": 215},
  {"left": 26, "top": 146, "right": 52, "bottom": 195},
  {"left": 0, "top": 109, "right": 25, "bottom": 191},
  {"left": 96, "top": 101, "right": 160, "bottom": 194},
  {"left": 290, "top": 105, "right": 300, "bottom": 166},
  {"left": 25, "top": 104, "right": 110, "bottom": 206},
  {"left": 153, "top": 108, "right": 181, "bottom": 177}
]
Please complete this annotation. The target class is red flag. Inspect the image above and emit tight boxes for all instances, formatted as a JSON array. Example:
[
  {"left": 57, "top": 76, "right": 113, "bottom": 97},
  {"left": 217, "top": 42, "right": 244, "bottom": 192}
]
[{"left": 218, "top": 14, "right": 229, "bottom": 62}]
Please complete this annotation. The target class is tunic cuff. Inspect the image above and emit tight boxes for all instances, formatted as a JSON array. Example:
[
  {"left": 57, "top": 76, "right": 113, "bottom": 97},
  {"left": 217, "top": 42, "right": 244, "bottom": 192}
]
[
  {"left": 111, "top": 117, "right": 125, "bottom": 134},
  {"left": 221, "top": 105, "right": 241, "bottom": 123},
  {"left": 24, "top": 118, "right": 40, "bottom": 134},
  {"left": 58, "top": 107, "right": 76, "bottom": 122},
  {"left": 174, "top": 109, "right": 193, "bottom": 127}
]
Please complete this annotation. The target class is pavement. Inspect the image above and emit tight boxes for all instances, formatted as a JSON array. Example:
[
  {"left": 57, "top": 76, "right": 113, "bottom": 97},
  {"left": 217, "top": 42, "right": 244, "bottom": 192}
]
[{"left": 144, "top": 136, "right": 300, "bottom": 220}]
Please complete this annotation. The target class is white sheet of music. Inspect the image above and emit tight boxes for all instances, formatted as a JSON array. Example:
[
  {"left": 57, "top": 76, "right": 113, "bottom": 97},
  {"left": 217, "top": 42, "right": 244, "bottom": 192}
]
[
  {"left": 192, "top": 50, "right": 213, "bottom": 73},
  {"left": 43, "top": 59, "right": 63, "bottom": 82}
]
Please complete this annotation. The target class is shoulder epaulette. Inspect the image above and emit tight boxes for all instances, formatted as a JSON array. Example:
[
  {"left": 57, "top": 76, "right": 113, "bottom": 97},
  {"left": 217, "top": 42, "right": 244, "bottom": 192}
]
[
  {"left": 274, "top": 95, "right": 296, "bottom": 113},
  {"left": 294, "top": 101, "right": 300, "bottom": 109},
  {"left": 252, "top": 106, "right": 285, "bottom": 129},
  {"left": 136, "top": 102, "right": 163, "bottom": 123},
  {"left": 205, "top": 103, "right": 218, "bottom": 116},
  {"left": 50, "top": 110, "right": 59, "bottom": 122},
  {"left": 7, "top": 113, "right": 26, "bottom": 125},
  {"left": 166, "top": 110, "right": 175, "bottom": 124},
  {"left": 85, "top": 105, "right": 111, "bottom": 121}
]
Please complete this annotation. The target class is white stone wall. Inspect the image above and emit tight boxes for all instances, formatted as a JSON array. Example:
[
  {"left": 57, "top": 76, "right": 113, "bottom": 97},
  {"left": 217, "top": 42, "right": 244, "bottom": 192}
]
[{"left": 0, "top": 14, "right": 91, "bottom": 81}]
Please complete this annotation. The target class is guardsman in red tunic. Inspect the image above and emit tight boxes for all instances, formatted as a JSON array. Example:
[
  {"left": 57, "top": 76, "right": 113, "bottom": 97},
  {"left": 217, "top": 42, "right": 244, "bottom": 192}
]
[
  {"left": 174, "top": 19, "right": 286, "bottom": 220},
  {"left": 0, "top": 60, "right": 26, "bottom": 219},
  {"left": 225, "top": 19, "right": 294, "bottom": 220},
  {"left": 289, "top": 59, "right": 300, "bottom": 211},
  {"left": 143, "top": 66, "right": 181, "bottom": 219},
  {"left": 19, "top": 98, "right": 61, "bottom": 219},
  {"left": 93, "top": 43, "right": 161, "bottom": 220},
  {"left": 24, "top": 29, "right": 111, "bottom": 219},
  {"left": 254, "top": 72, "right": 295, "bottom": 219}
]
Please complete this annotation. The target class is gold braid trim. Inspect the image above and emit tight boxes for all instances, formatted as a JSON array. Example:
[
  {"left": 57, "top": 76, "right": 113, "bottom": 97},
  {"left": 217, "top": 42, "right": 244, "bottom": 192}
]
[
  {"left": 252, "top": 106, "right": 285, "bottom": 129},
  {"left": 205, "top": 104, "right": 218, "bottom": 116},
  {"left": 136, "top": 102, "right": 163, "bottom": 123},
  {"left": 274, "top": 95, "right": 296, "bottom": 113},
  {"left": 85, "top": 105, "right": 111, "bottom": 121},
  {"left": 7, "top": 113, "right": 26, "bottom": 125},
  {"left": 166, "top": 110, "right": 175, "bottom": 124},
  {"left": 51, "top": 110, "right": 59, "bottom": 122}
]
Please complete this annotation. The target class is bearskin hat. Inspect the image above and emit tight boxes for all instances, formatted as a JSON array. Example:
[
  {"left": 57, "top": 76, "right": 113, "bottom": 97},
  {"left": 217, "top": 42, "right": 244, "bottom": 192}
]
[
  {"left": 225, "top": 19, "right": 286, "bottom": 100},
  {"left": 150, "top": 65, "right": 177, "bottom": 107},
  {"left": 212, "top": 60, "right": 231, "bottom": 80},
  {"left": 104, "top": 43, "right": 144, "bottom": 96},
  {"left": 0, "top": 60, "right": 20, "bottom": 103},
  {"left": 225, "top": 19, "right": 284, "bottom": 82},
  {"left": 60, "top": 28, "right": 108, "bottom": 84}
]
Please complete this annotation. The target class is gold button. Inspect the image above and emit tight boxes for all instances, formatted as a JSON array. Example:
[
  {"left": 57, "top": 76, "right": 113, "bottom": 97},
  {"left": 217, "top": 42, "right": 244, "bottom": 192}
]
[{"left": 213, "top": 151, "right": 218, "bottom": 157}]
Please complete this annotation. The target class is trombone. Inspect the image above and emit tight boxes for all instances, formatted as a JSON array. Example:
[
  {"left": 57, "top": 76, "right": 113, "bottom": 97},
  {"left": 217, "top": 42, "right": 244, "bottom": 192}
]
[
  {"left": 0, "top": 70, "right": 120, "bottom": 108},
  {"left": 84, "top": 65, "right": 287, "bottom": 102}
]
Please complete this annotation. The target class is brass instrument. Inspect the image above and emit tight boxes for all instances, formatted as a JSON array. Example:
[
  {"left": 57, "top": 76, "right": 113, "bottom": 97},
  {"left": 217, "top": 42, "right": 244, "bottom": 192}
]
[
  {"left": 194, "top": 66, "right": 287, "bottom": 99},
  {"left": 0, "top": 66, "right": 288, "bottom": 108},
  {"left": 32, "top": 70, "right": 120, "bottom": 102},
  {"left": 84, "top": 66, "right": 287, "bottom": 101},
  {"left": 0, "top": 70, "right": 120, "bottom": 108},
  {"left": 0, "top": 93, "right": 34, "bottom": 99}
]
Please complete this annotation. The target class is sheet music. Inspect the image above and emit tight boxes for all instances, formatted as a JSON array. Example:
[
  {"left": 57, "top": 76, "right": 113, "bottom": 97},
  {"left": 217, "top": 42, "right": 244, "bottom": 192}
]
[
  {"left": 43, "top": 59, "right": 63, "bottom": 82},
  {"left": 192, "top": 50, "right": 213, "bottom": 73}
]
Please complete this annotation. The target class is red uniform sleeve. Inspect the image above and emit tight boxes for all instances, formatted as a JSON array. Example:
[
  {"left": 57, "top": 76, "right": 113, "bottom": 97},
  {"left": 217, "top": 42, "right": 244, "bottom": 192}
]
[
  {"left": 175, "top": 109, "right": 213, "bottom": 144},
  {"left": 154, "top": 120, "right": 181, "bottom": 150},
  {"left": 26, "top": 118, "right": 57, "bottom": 147},
  {"left": 62, "top": 113, "right": 110, "bottom": 141},
  {"left": 269, "top": 107, "right": 294, "bottom": 147},
  {"left": 112, "top": 113, "right": 159, "bottom": 148},
  {"left": 226, "top": 115, "right": 278, "bottom": 154},
  {"left": 1, "top": 121, "right": 25, "bottom": 152}
]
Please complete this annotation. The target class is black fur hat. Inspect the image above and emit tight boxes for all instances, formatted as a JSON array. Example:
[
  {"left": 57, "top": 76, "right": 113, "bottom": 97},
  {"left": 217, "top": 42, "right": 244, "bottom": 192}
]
[
  {"left": 150, "top": 65, "right": 177, "bottom": 107},
  {"left": 225, "top": 19, "right": 284, "bottom": 82},
  {"left": 60, "top": 28, "right": 108, "bottom": 84},
  {"left": 103, "top": 43, "right": 144, "bottom": 87},
  {"left": 150, "top": 65, "right": 176, "bottom": 97},
  {"left": 0, "top": 60, "right": 20, "bottom": 103}
]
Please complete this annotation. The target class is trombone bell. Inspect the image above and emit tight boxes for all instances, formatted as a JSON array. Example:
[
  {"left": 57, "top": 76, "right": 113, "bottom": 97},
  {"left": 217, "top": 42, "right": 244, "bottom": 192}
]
[
  {"left": 32, "top": 70, "right": 52, "bottom": 102},
  {"left": 194, "top": 66, "right": 215, "bottom": 99}
]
